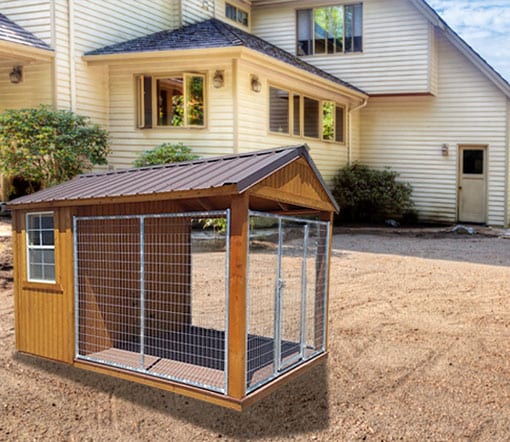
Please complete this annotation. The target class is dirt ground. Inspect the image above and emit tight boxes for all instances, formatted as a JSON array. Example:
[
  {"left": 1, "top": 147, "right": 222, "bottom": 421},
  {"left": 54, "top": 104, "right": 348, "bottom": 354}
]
[{"left": 1, "top": 219, "right": 509, "bottom": 441}]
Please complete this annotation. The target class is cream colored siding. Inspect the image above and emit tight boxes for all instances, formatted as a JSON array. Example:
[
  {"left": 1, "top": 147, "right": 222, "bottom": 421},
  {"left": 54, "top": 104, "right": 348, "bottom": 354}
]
[
  {"left": 106, "top": 57, "right": 235, "bottom": 170},
  {"left": 235, "top": 60, "right": 351, "bottom": 183},
  {"left": 182, "top": 0, "right": 215, "bottom": 25},
  {"left": 360, "top": 32, "right": 508, "bottom": 225},
  {"left": 252, "top": 0, "right": 433, "bottom": 95},
  {"left": 349, "top": 109, "right": 361, "bottom": 163},
  {"left": 0, "top": 62, "right": 52, "bottom": 111},
  {"left": 2, "top": 1, "right": 52, "bottom": 45}
]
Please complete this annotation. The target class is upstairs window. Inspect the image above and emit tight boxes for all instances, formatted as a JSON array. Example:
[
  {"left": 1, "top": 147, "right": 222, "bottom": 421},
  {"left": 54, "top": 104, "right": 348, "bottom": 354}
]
[
  {"left": 26, "top": 213, "right": 55, "bottom": 283},
  {"left": 226, "top": 2, "right": 249, "bottom": 27},
  {"left": 137, "top": 74, "right": 205, "bottom": 129},
  {"left": 297, "top": 4, "right": 363, "bottom": 56}
]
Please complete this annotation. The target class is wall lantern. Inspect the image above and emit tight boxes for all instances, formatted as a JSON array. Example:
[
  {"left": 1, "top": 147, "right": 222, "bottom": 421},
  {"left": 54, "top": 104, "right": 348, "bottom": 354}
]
[
  {"left": 251, "top": 75, "right": 262, "bottom": 93},
  {"left": 441, "top": 143, "right": 449, "bottom": 156},
  {"left": 9, "top": 66, "right": 23, "bottom": 84},
  {"left": 213, "top": 70, "right": 224, "bottom": 88}
]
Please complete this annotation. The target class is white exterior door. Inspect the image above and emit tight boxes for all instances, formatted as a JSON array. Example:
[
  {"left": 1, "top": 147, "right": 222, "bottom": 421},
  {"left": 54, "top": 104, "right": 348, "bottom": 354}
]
[{"left": 458, "top": 146, "right": 487, "bottom": 223}]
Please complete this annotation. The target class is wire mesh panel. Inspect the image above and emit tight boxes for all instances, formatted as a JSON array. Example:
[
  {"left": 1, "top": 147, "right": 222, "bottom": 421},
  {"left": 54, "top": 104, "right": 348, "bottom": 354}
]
[
  {"left": 75, "top": 211, "right": 229, "bottom": 393},
  {"left": 246, "top": 211, "right": 329, "bottom": 393}
]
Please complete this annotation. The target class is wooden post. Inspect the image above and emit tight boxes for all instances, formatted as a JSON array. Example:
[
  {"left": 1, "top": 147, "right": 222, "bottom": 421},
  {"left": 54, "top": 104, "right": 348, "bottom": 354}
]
[{"left": 227, "top": 194, "right": 249, "bottom": 399}]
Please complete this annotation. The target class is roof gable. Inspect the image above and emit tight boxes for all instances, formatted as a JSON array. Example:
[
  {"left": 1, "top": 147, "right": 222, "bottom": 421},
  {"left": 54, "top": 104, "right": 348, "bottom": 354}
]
[
  {"left": 0, "top": 13, "right": 52, "bottom": 51},
  {"left": 8, "top": 145, "right": 339, "bottom": 212},
  {"left": 85, "top": 18, "right": 364, "bottom": 95}
]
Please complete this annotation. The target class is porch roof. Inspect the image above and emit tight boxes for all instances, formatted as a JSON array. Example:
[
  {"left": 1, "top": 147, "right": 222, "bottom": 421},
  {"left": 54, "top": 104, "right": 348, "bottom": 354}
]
[
  {"left": 84, "top": 18, "right": 364, "bottom": 95},
  {"left": 0, "top": 13, "right": 52, "bottom": 51}
]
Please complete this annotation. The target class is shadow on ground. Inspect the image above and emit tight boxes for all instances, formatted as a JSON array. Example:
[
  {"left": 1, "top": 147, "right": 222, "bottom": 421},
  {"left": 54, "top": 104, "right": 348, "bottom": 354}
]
[{"left": 15, "top": 352, "right": 329, "bottom": 439}]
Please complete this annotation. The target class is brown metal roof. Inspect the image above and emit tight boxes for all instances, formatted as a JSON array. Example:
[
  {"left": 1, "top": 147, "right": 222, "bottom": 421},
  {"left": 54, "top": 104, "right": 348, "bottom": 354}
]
[{"left": 8, "top": 145, "right": 339, "bottom": 211}]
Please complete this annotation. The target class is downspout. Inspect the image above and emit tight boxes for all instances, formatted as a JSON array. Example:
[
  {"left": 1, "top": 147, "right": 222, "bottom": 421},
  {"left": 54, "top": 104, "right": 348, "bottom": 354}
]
[
  {"left": 348, "top": 98, "right": 368, "bottom": 165},
  {"left": 505, "top": 98, "right": 510, "bottom": 227},
  {"left": 68, "top": 0, "right": 76, "bottom": 111}
]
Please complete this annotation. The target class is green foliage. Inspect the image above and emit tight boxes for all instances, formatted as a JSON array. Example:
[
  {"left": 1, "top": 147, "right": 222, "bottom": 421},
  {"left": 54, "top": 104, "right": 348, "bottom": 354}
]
[
  {"left": 0, "top": 105, "right": 110, "bottom": 194},
  {"left": 200, "top": 217, "right": 227, "bottom": 234},
  {"left": 133, "top": 142, "right": 198, "bottom": 167},
  {"left": 332, "top": 164, "right": 416, "bottom": 223}
]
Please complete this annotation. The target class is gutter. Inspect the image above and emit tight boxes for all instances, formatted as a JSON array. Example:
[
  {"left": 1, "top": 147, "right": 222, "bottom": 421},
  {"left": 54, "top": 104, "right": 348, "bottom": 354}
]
[{"left": 348, "top": 98, "right": 368, "bottom": 165}]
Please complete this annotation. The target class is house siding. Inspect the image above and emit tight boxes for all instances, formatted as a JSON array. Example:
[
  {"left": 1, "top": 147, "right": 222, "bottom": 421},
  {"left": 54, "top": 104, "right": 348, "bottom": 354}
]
[
  {"left": 1, "top": 1, "right": 52, "bottom": 45},
  {"left": 105, "top": 56, "right": 236, "bottom": 170},
  {"left": 182, "top": 0, "right": 215, "bottom": 25},
  {"left": 252, "top": 0, "right": 433, "bottom": 95},
  {"left": 359, "top": 32, "right": 508, "bottom": 226},
  {"left": 235, "top": 59, "right": 352, "bottom": 183}
]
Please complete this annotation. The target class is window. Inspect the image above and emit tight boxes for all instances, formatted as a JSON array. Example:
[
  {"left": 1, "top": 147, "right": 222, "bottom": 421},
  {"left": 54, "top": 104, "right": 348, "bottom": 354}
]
[
  {"left": 26, "top": 213, "right": 55, "bottom": 282},
  {"left": 269, "top": 87, "right": 290, "bottom": 134},
  {"left": 268, "top": 86, "right": 345, "bottom": 143},
  {"left": 226, "top": 2, "right": 249, "bottom": 27},
  {"left": 137, "top": 74, "right": 205, "bottom": 129},
  {"left": 297, "top": 4, "right": 363, "bottom": 56}
]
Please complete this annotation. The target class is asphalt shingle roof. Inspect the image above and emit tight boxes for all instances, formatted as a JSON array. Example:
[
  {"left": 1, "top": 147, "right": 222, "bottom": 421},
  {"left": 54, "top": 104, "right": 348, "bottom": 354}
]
[
  {"left": 0, "top": 13, "right": 52, "bottom": 51},
  {"left": 8, "top": 145, "right": 339, "bottom": 211},
  {"left": 85, "top": 18, "right": 364, "bottom": 94}
]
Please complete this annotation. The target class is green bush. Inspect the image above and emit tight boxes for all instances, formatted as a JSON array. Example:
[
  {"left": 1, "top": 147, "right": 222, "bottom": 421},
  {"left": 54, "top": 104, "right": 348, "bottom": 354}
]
[
  {"left": 133, "top": 142, "right": 198, "bottom": 167},
  {"left": 0, "top": 105, "right": 110, "bottom": 195},
  {"left": 332, "top": 164, "right": 416, "bottom": 223}
]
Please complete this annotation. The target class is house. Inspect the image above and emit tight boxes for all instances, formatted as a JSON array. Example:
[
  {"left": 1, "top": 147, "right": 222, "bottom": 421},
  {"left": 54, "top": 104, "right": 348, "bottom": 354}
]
[
  {"left": 1, "top": 0, "right": 509, "bottom": 226},
  {"left": 8, "top": 145, "right": 336, "bottom": 410}
]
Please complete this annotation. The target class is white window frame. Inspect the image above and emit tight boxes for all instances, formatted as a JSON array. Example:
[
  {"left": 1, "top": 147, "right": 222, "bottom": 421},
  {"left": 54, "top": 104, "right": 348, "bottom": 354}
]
[
  {"left": 225, "top": 2, "right": 250, "bottom": 27},
  {"left": 26, "top": 212, "right": 55, "bottom": 283}
]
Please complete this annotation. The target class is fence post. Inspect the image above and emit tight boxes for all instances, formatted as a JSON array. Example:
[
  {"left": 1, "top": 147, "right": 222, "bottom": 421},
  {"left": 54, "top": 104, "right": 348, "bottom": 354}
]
[{"left": 227, "top": 194, "right": 249, "bottom": 399}]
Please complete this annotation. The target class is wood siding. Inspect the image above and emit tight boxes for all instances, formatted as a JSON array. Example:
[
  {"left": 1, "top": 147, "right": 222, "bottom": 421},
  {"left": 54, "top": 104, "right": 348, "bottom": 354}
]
[
  {"left": 1, "top": 1, "right": 52, "bottom": 45},
  {"left": 359, "top": 32, "right": 509, "bottom": 225},
  {"left": 252, "top": 0, "right": 434, "bottom": 95},
  {"left": 182, "top": 0, "right": 215, "bottom": 25}
]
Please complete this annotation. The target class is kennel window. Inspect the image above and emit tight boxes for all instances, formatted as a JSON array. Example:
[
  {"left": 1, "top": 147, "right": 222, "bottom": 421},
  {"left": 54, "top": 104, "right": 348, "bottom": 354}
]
[
  {"left": 74, "top": 211, "right": 230, "bottom": 394},
  {"left": 26, "top": 212, "right": 55, "bottom": 283}
]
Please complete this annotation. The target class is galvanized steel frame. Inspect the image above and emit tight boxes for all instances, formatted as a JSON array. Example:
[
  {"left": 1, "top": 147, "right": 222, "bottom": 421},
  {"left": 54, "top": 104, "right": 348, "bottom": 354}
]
[
  {"left": 246, "top": 210, "right": 330, "bottom": 393},
  {"left": 73, "top": 210, "right": 230, "bottom": 394}
]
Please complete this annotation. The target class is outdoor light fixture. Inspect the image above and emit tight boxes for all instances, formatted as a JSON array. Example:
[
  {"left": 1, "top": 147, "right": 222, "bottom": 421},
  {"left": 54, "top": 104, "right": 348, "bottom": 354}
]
[
  {"left": 9, "top": 66, "right": 23, "bottom": 84},
  {"left": 213, "top": 70, "right": 224, "bottom": 88},
  {"left": 251, "top": 75, "right": 262, "bottom": 93},
  {"left": 441, "top": 143, "right": 449, "bottom": 156}
]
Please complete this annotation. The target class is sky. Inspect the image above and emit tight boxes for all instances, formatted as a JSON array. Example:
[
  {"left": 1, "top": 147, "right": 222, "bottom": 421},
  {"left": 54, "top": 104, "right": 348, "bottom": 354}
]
[{"left": 425, "top": 0, "right": 510, "bottom": 81}]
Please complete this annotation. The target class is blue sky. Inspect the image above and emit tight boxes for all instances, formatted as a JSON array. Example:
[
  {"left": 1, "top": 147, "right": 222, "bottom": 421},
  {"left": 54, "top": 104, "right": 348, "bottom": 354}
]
[{"left": 425, "top": 0, "right": 510, "bottom": 81}]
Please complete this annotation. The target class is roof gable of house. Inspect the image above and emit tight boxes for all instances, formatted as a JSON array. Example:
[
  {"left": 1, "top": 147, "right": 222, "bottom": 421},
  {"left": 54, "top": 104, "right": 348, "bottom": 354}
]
[
  {"left": 84, "top": 18, "right": 364, "bottom": 95},
  {"left": 410, "top": 0, "right": 510, "bottom": 97},
  {"left": 8, "top": 145, "right": 339, "bottom": 212},
  {"left": 0, "top": 13, "right": 52, "bottom": 51}
]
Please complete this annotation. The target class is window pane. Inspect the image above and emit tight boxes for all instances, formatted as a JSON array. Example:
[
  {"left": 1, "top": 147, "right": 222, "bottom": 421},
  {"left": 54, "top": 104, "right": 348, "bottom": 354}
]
[
  {"left": 353, "top": 4, "right": 363, "bottom": 52},
  {"left": 43, "top": 264, "right": 55, "bottom": 281},
  {"left": 43, "top": 250, "right": 55, "bottom": 265},
  {"left": 27, "top": 229, "right": 40, "bottom": 246},
  {"left": 333, "top": 6, "right": 344, "bottom": 53},
  {"left": 40, "top": 215, "right": 54, "bottom": 229},
  {"left": 297, "top": 9, "right": 313, "bottom": 55},
  {"left": 293, "top": 94, "right": 301, "bottom": 136},
  {"left": 238, "top": 10, "right": 248, "bottom": 26},
  {"left": 335, "top": 106, "right": 345, "bottom": 142},
  {"left": 157, "top": 78, "right": 184, "bottom": 126},
  {"left": 30, "top": 249, "right": 43, "bottom": 265},
  {"left": 269, "top": 87, "right": 289, "bottom": 133},
  {"left": 42, "top": 230, "right": 54, "bottom": 246},
  {"left": 143, "top": 76, "right": 153, "bottom": 127},
  {"left": 463, "top": 150, "right": 484, "bottom": 174},
  {"left": 28, "top": 215, "right": 40, "bottom": 231},
  {"left": 322, "top": 102, "right": 335, "bottom": 141},
  {"left": 186, "top": 76, "right": 205, "bottom": 126},
  {"left": 314, "top": 8, "right": 327, "bottom": 54},
  {"left": 226, "top": 4, "right": 236, "bottom": 20},
  {"left": 303, "top": 97, "right": 319, "bottom": 138},
  {"left": 30, "top": 262, "right": 43, "bottom": 280}
]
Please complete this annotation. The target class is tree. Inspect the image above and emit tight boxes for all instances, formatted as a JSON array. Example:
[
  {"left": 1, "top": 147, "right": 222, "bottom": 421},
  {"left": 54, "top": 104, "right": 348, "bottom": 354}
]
[{"left": 0, "top": 106, "right": 110, "bottom": 195}]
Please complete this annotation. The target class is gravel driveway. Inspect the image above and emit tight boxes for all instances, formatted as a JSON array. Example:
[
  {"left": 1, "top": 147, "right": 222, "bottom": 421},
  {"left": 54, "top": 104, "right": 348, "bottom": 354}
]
[{"left": 1, "top": 226, "right": 509, "bottom": 441}]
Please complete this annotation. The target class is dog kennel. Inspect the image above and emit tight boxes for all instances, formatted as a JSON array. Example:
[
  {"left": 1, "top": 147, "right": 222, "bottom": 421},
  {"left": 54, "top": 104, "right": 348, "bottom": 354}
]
[{"left": 10, "top": 145, "right": 338, "bottom": 410}]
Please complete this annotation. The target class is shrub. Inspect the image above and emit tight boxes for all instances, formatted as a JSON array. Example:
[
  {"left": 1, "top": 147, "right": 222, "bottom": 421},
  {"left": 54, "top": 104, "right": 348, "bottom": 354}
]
[
  {"left": 133, "top": 142, "right": 198, "bottom": 167},
  {"left": 332, "top": 163, "right": 416, "bottom": 223},
  {"left": 0, "top": 105, "right": 110, "bottom": 195}
]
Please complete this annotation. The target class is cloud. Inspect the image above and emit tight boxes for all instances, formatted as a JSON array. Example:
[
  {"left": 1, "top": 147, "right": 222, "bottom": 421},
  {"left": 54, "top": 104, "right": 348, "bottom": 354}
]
[{"left": 425, "top": 0, "right": 510, "bottom": 80}]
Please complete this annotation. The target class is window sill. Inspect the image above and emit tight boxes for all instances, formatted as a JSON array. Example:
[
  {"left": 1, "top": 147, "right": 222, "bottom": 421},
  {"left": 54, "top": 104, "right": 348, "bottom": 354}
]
[{"left": 22, "top": 281, "right": 64, "bottom": 293}]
